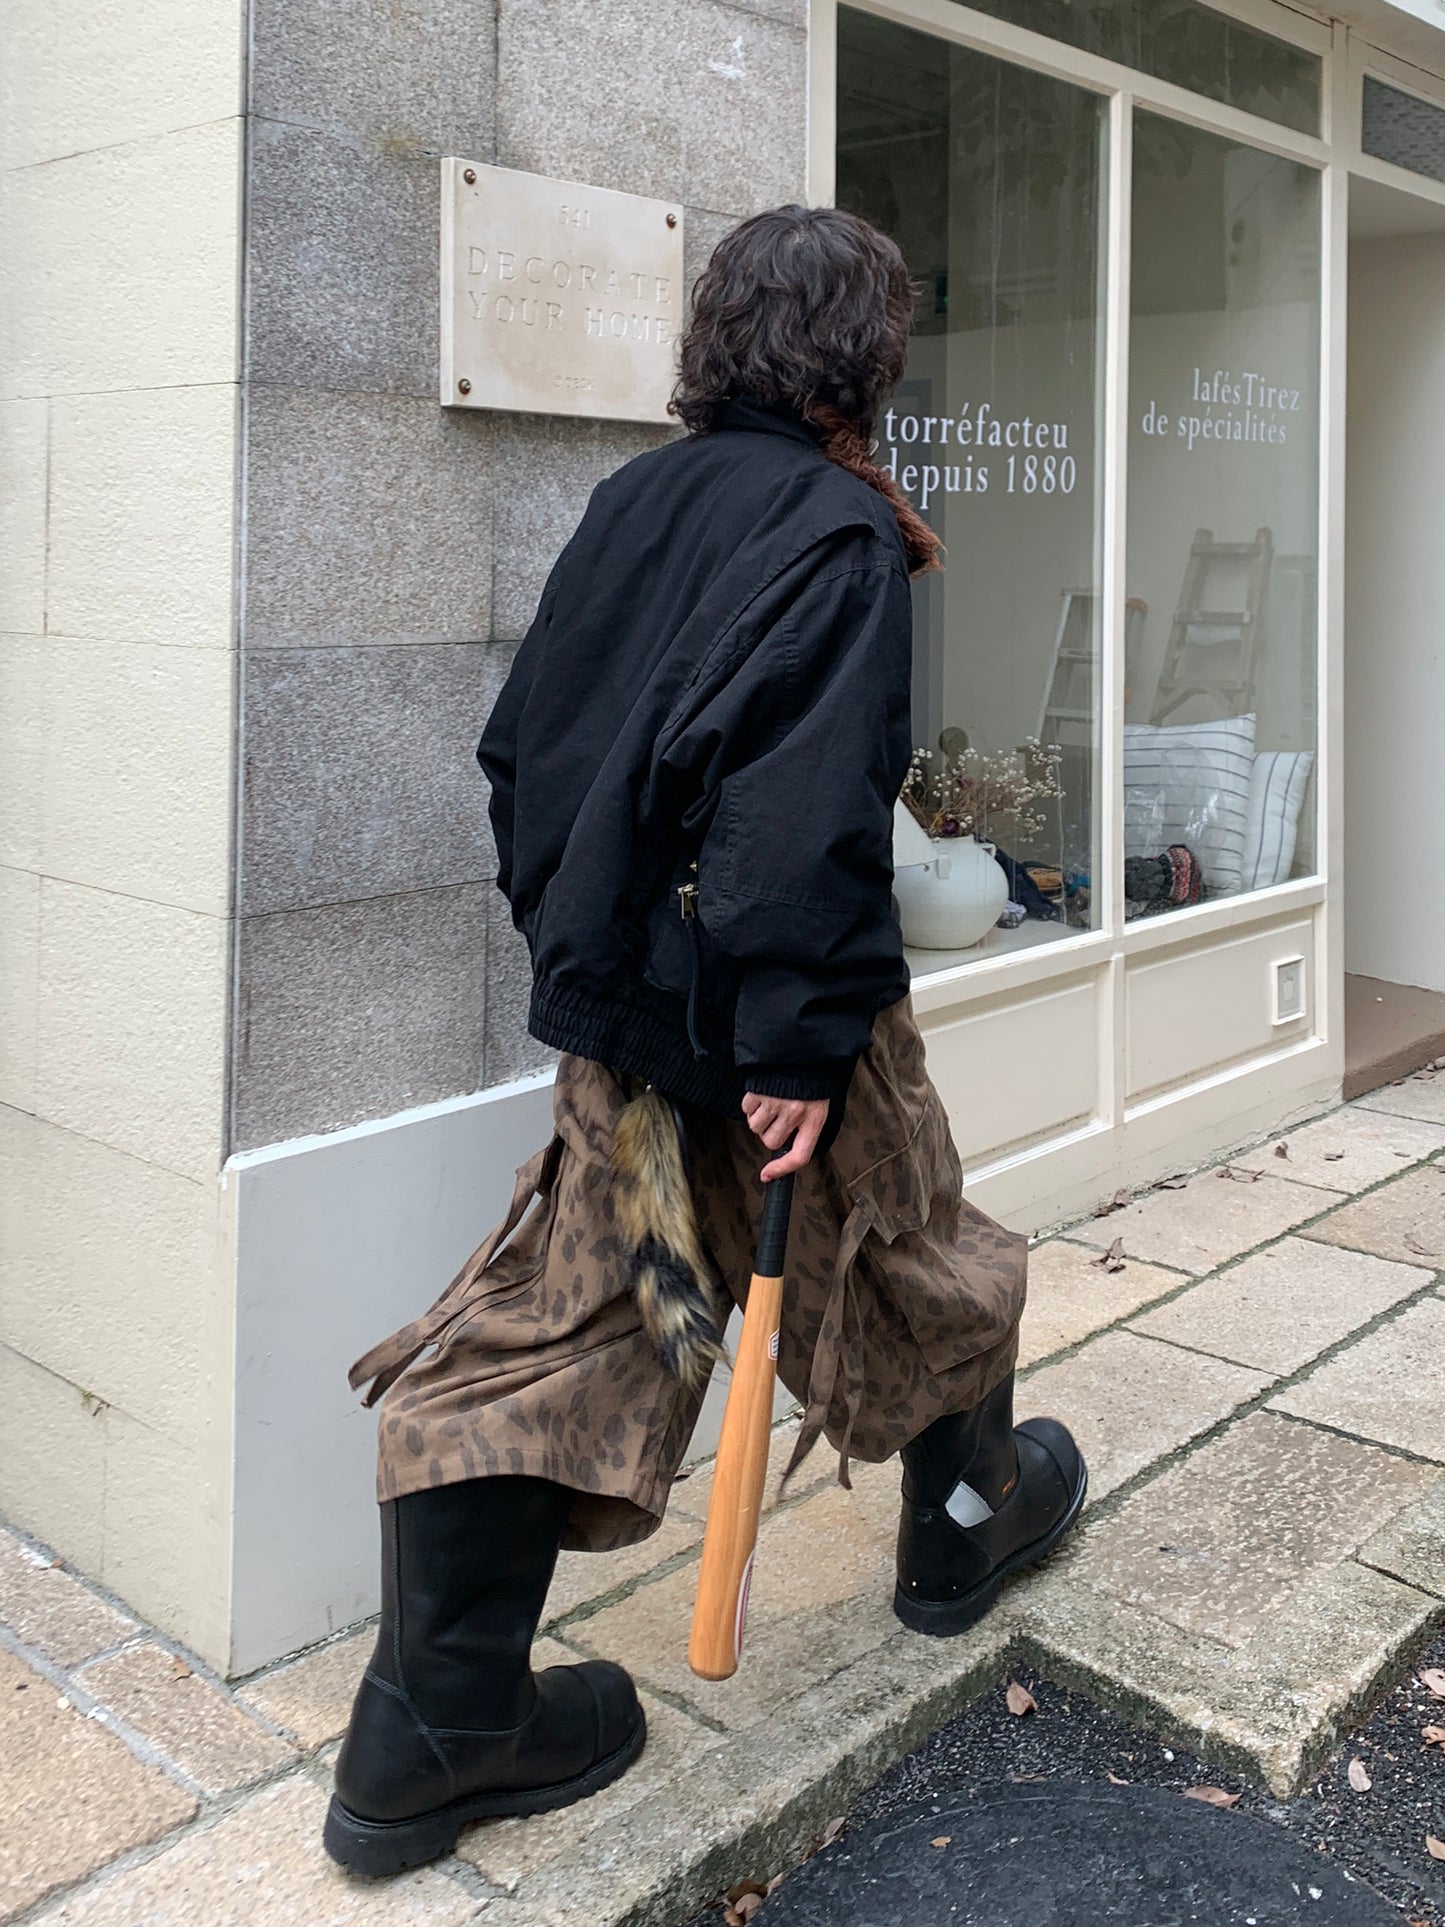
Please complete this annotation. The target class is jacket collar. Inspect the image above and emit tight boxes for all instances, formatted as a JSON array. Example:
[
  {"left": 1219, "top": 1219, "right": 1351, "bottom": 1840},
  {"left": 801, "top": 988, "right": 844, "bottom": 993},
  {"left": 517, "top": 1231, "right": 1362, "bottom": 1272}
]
[{"left": 715, "top": 395, "right": 826, "bottom": 447}]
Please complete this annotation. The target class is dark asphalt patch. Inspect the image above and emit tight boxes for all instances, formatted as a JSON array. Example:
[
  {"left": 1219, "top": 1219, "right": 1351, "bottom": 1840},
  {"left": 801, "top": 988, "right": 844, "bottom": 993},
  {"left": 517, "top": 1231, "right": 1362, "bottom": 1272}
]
[
  {"left": 696, "top": 1629, "right": 1445, "bottom": 1926},
  {"left": 759, "top": 1781, "right": 1403, "bottom": 1925}
]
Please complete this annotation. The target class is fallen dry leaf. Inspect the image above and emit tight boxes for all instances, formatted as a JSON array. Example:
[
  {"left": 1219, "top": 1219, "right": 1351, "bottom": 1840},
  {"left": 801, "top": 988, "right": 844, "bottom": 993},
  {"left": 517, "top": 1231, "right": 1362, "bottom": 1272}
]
[
  {"left": 726, "top": 1880, "right": 768, "bottom": 1904},
  {"left": 1092, "top": 1237, "right": 1126, "bottom": 1274},
  {"left": 1419, "top": 1668, "right": 1445, "bottom": 1700},
  {"left": 1159, "top": 1175, "right": 1189, "bottom": 1190},
  {"left": 1183, "top": 1787, "right": 1241, "bottom": 1808},
  {"left": 1010, "top": 1772, "right": 1047, "bottom": 1784},
  {"left": 168, "top": 1656, "right": 192, "bottom": 1682},
  {"left": 1323, "top": 1150, "right": 1345, "bottom": 1161},
  {"left": 819, "top": 1815, "right": 847, "bottom": 1849},
  {"left": 1421, "top": 1726, "right": 1445, "bottom": 1748},
  {"left": 1094, "top": 1188, "right": 1131, "bottom": 1217},
  {"left": 1347, "top": 1758, "right": 1372, "bottom": 1792},
  {"left": 1273, "top": 1141, "right": 1290, "bottom": 1158},
  {"left": 724, "top": 1879, "right": 767, "bottom": 1922},
  {"left": 1107, "top": 1771, "right": 1131, "bottom": 1786},
  {"left": 766, "top": 1875, "right": 786, "bottom": 1896},
  {"left": 1427, "top": 1835, "right": 1445, "bottom": 1862},
  {"left": 930, "top": 1835, "right": 951, "bottom": 1849},
  {"left": 1403, "top": 1234, "right": 1436, "bottom": 1256},
  {"left": 1006, "top": 1680, "right": 1038, "bottom": 1717}
]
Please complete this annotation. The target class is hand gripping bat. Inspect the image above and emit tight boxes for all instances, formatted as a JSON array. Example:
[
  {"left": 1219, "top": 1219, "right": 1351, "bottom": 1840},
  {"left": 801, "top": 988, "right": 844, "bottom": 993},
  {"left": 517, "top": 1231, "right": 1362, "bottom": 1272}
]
[{"left": 688, "top": 1169, "right": 796, "bottom": 1680}]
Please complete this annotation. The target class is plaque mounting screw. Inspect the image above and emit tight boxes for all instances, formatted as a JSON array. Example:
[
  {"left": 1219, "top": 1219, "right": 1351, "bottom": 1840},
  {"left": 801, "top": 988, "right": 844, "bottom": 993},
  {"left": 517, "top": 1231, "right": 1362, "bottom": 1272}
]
[
  {"left": 666, "top": 211, "right": 677, "bottom": 228},
  {"left": 457, "top": 378, "right": 472, "bottom": 395},
  {"left": 463, "top": 167, "right": 477, "bottom": 184}
]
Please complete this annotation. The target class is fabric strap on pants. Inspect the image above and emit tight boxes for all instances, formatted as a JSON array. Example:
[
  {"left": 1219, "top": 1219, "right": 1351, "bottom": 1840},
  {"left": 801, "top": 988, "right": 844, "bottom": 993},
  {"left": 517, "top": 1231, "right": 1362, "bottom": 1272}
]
[{"left": 781, "top": 1195, "right": 870, "bottom": 1491}]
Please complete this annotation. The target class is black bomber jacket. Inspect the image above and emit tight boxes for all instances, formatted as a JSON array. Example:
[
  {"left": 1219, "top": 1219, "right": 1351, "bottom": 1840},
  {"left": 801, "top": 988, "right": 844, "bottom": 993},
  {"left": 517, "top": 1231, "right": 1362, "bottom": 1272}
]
[{"left": 477, "top": 397, "right": 914, "bottom": 1115}]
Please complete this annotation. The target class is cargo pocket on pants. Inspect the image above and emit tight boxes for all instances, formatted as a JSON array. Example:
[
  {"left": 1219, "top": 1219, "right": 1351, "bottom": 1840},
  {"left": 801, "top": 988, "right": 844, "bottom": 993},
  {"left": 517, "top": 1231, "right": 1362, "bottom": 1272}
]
[
  {"left": 348, "top": 1134, "right": 566, "bottom": 1407},
  {"left": 849, "top": 1089, "right": 1022, "bottom": 1378}
]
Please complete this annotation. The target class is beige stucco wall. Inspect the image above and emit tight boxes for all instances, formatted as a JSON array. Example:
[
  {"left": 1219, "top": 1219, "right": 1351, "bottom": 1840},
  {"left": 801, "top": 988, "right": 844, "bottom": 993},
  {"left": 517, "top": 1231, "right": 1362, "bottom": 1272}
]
[
  {"left": 1344, "top": 231, "right": 1445, "bottom": 996},
  {"left": 0, "top": 0, "right": 245, "bottom": 1661}
]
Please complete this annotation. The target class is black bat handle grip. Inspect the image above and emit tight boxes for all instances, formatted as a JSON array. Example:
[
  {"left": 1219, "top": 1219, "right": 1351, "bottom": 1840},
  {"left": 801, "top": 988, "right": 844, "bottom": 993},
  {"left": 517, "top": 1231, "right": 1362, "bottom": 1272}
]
[{"left": 755, "top": 1170, "right": 795, "bottom": 1277}]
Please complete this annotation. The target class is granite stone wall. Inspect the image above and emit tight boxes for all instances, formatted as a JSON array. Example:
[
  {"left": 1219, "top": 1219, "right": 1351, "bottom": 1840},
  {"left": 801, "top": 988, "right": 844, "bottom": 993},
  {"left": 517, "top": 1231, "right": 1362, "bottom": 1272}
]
[{"left": 231, "top": 0, "right": 808, "bottom": 1150}]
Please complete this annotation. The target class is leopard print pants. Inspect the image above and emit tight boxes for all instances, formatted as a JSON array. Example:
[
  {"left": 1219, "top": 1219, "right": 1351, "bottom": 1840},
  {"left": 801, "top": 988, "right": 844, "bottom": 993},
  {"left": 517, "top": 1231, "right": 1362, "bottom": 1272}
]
[{"left": 351, "top": 996, "right": 1025, "bottom": 1554}]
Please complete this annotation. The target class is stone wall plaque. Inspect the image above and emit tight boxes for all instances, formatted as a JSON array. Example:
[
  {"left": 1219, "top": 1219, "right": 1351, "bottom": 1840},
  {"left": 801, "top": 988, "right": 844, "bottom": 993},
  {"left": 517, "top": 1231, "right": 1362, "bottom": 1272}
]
[{"left": 440, "top": 159, "right": 684, "bottom": 423}]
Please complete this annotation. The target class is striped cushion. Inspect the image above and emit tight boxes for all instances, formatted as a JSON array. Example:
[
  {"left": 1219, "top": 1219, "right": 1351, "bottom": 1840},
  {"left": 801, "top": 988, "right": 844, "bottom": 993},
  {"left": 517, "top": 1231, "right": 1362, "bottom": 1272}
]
[
  {"left": 1123, "top": 714, "right": 1256, "bottom": 898},
  {"left": 1241, "top": 750, "right": 1313, "bottom": 891}
]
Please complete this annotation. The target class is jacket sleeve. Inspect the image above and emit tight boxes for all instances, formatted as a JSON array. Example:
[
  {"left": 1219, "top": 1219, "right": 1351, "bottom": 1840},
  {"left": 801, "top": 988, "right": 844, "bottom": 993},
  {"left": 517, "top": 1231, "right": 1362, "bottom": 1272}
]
[
  {"left": 476, "top": 572, "right": 558, "bottom": 916},
  {"left": 691, "top": 540, "right": 914, "bottom": 1102}
]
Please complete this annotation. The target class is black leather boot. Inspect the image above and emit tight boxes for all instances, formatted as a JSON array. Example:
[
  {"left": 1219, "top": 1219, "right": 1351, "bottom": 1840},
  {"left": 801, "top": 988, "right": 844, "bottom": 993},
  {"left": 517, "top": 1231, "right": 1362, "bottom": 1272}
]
[
  {"left": 324, "top": 1476, "right": 645, "bottom": 1877},
  {"left": 895, "top": 1372, "right": 1087, "bottom": 1636}
]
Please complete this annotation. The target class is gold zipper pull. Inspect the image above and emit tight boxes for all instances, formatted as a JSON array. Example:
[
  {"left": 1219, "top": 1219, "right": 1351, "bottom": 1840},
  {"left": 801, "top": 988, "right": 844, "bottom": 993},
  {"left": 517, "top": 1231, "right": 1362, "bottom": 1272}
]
[{"left": 677, "top": 882, "right": 698, "bottom": 920}]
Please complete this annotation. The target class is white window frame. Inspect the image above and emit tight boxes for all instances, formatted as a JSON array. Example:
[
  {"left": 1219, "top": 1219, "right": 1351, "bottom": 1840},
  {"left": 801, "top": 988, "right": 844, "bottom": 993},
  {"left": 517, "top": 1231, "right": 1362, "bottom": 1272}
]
[
  {"left": 1346, "top": 38, "right": 1445, "bottom": 209},
  {"left": 811, "top": 0, "right": 1342, "bottom": 1092}
]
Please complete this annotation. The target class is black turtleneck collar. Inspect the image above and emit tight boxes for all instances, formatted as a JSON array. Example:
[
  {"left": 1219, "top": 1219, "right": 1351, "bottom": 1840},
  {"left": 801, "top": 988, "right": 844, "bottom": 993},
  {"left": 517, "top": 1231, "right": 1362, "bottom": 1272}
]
[{"left": 714, "top": 395, "right": 826, "bottom": 447}]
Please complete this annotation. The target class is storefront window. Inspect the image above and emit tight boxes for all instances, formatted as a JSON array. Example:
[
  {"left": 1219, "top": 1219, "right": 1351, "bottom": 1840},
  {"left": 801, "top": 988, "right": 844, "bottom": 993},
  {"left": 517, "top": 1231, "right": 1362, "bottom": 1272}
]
[
  {"left": 837, "top": 6, "right": 1105, "bottom": 967},
  {"left": 949, "top": 0, "right": 1321, "bottom": 135},
  {"left": 1124, "top": 114, "right": 1320, "bottom": 918}
]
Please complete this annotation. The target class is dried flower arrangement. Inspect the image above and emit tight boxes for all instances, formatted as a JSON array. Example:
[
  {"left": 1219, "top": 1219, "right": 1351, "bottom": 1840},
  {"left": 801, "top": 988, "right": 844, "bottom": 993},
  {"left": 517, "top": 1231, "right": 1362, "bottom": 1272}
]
[{"left": 902, "top": 736, "right": 1064, "bottom": 844}]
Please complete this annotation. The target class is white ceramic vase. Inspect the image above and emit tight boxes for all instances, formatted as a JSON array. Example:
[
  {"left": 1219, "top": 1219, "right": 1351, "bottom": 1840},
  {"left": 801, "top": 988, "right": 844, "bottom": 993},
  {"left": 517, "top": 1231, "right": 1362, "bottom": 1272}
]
[{"left": 893, "top": 834, "right": 1009, "bottom": 950}]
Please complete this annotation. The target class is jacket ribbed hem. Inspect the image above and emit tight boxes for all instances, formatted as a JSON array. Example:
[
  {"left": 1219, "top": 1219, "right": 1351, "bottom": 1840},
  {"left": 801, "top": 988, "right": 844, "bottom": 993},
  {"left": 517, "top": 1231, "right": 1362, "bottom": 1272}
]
[
  {"left": 529, "top": 982, "right": 892, "bottom": 1114},
  {"left": 529, "top": 982, "right": 749, "bottom": 1114},
  {"left": 733, "top": 1059, "right": 856, "bottom": 1103}
]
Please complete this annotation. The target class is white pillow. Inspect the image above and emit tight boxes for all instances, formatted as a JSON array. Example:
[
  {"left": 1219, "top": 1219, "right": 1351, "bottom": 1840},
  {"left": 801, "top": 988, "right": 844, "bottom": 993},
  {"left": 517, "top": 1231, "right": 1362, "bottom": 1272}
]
[
  {"left": 1241, "top": 749, "right": 1313, "bottom": 891},
  {"left": 1123, "top": 714, "right": 1256, "bottom": 898}
]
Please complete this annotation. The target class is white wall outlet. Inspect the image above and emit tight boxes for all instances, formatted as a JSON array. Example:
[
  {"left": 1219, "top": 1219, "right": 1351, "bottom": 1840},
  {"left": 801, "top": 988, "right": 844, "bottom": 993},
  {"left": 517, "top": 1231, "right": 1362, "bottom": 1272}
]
[{"left": 1272, "top": 954, "right": 1307, "bottom": 1025}]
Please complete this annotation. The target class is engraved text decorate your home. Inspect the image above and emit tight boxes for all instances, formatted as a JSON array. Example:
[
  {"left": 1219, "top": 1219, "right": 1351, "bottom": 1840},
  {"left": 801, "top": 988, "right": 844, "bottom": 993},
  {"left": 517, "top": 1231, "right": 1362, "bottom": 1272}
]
[{"left": 441, "top": 160, "right": 684, "bottom": 424}]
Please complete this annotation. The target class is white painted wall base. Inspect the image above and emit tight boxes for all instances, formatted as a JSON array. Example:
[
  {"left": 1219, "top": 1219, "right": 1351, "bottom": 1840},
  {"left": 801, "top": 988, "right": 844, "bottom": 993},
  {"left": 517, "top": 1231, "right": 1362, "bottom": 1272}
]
[{"left": 222, "top": 1074, "right": 557, "bottom": 1676}]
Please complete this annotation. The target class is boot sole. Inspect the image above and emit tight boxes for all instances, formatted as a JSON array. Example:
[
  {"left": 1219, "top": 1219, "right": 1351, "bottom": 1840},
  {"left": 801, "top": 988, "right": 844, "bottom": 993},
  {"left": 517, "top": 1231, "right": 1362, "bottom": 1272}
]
[
  {"left": 892, "top": 1456, "right": 1089, "bottom": 1637},
  {"left": 322, "top": 1708, "right": 648, "bottom": 1878}
]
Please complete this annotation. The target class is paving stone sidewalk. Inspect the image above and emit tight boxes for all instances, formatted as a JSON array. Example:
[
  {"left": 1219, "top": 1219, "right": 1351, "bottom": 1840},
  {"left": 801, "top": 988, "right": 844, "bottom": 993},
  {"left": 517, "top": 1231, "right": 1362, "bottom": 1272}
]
[{"left": 2, "top": 1085, "right": 1443, "bottom": 1926}]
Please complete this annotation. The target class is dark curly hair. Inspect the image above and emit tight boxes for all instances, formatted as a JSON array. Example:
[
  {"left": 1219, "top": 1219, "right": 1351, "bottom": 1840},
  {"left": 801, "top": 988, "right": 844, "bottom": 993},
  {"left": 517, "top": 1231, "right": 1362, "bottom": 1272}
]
[{"left": 672, "top": 205, "right": 942, "bottom": 576}]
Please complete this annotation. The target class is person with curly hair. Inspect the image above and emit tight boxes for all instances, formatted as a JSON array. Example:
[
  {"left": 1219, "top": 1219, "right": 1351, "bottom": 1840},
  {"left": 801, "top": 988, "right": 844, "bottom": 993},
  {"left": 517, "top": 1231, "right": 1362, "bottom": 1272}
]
[{"left": 325, "top": 204, "right": 1085, "bottom": 1878}]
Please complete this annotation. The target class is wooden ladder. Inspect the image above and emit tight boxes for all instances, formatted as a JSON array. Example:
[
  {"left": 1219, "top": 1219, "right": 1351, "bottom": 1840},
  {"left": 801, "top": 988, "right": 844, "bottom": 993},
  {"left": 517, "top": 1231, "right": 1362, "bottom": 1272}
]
[
  {"left": 1148, "top": 526, "right": 1273, "bottom": 724},
  {"left": 1037, "top": 589, "right": 1147, "bottom": 745}
]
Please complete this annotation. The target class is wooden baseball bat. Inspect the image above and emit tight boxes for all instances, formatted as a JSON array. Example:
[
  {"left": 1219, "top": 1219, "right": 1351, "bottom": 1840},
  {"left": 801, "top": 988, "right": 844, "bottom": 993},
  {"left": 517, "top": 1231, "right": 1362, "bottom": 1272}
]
[{"left": 688, "top": 1170, "right": 796, "bottom": 1681}]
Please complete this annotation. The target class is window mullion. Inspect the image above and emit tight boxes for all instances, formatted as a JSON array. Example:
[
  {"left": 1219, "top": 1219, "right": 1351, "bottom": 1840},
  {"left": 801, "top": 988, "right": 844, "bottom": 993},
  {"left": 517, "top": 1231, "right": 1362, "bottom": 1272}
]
[{"left": 1099, "top": 91, "right": 1133, "bottom": 950}]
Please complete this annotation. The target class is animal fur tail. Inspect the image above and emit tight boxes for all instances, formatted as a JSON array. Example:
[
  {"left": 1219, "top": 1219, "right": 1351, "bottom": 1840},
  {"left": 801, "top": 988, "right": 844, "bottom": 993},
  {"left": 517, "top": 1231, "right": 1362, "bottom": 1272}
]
[{"left": 612, "top": 1086, "right": 726, "bottom": 1391}]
